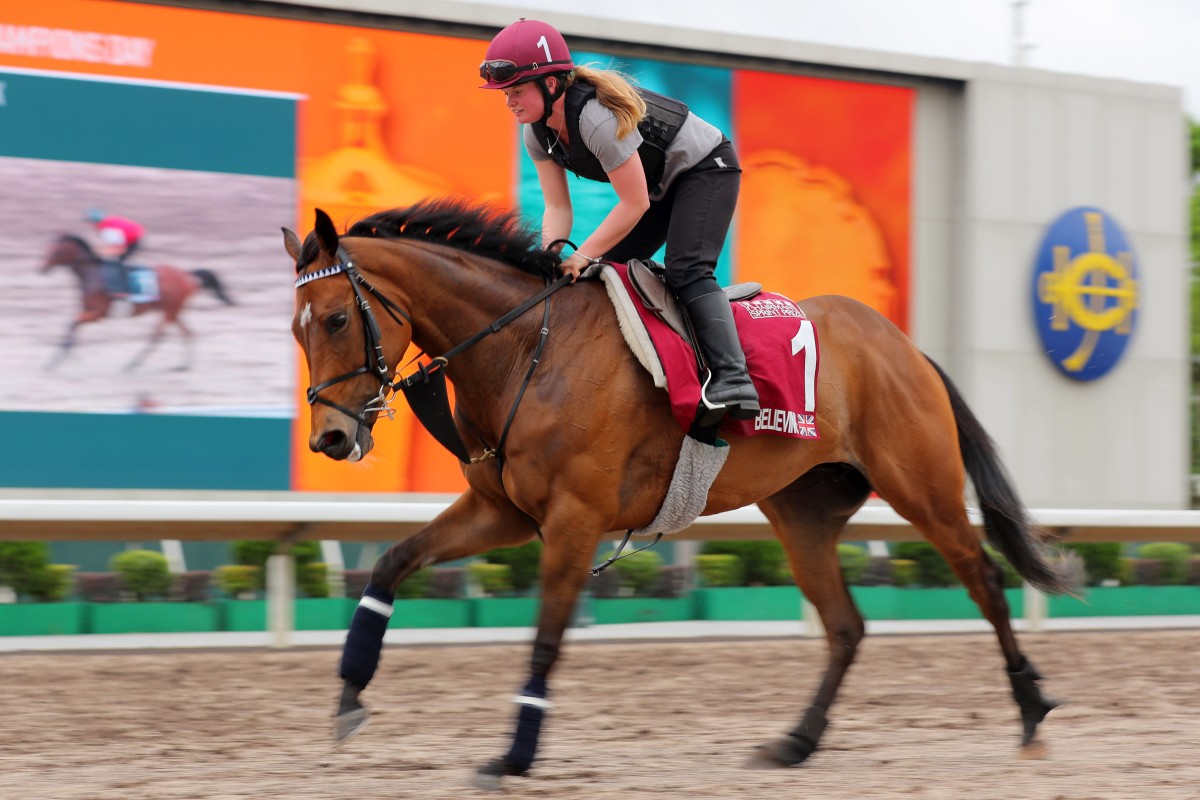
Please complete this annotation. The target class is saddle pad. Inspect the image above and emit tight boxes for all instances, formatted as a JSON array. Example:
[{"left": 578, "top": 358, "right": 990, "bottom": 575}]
[
  {"left": 602, "top": 263, "right": 820, "bottom": 439},
  {"left": 128, "top": 267, "right": 160, "bottom": 302}
]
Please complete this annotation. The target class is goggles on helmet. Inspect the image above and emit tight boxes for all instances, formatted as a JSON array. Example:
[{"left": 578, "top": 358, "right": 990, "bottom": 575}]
[{"left": 479, "top": 58, "right": 572, "bottom": 84}]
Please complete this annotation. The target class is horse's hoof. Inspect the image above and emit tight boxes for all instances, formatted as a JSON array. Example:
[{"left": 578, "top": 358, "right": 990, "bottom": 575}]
[
  {"left": 333, "top": 706, "right": 369, "bottom": 744},
  {"left": 473, "top": 758, "right": 526, "bottom": 791},
  {"left": 1020, "top": 695, "right": 1062, "bottom": 746},
  {"left": 1019, "top": 738, "right": 1050, "bottom": 760},
  {"left": 749, "top": 735, "right": 815, "bottom": 768}
]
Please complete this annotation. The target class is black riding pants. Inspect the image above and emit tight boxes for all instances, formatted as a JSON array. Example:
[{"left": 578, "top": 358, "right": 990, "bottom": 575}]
[{"left": 602, "top": 139, "right": 741, "bottom": 305}]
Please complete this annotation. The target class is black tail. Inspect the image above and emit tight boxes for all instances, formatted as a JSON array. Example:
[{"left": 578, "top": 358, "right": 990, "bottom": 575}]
[
  {"left": 926, "top": 356, "right": 1066, "bottom": 595},
  {"left": 192, "top": 269, "right": 235, "bottom": 305}
]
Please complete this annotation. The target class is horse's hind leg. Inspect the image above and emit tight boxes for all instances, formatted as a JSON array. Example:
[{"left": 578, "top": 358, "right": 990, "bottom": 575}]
[
  {"left": 871, "top": 462, "right": 1059, "bottom": 753},
  {"left": 171, "top": 318, "right": 194, "bottom": 371},
  {"left": 753, "top": 464, "right": 873, "bottom": 767},
  {"left": 125, "top": 321, "right": 167, "bottom": 372}
]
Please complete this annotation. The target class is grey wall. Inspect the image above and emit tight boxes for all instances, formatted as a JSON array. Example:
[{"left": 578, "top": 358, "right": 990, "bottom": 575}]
[{"left": 952, "top": 74, "right": 1188, "bottom": 508}]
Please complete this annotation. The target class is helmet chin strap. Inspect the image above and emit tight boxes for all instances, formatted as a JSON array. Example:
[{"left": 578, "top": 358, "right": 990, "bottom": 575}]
[{"left": 536, "top": 73, "right": 570, "bottom": 125}]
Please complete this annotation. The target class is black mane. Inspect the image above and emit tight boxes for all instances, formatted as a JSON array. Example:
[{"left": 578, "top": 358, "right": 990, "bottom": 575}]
[
  {"left": 60, "top": 233, "right": 97, "bottom": 259},
  {"left": 300, "top": 197, "right": 560, "bottom": 278}
]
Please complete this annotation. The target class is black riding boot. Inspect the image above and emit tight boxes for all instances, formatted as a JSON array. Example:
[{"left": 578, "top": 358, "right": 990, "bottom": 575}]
[{"left": 683, "top": 288, "right": 760, "bottom": 421}]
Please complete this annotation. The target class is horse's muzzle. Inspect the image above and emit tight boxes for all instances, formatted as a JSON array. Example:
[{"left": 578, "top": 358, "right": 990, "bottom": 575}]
[{"left": 311, "top": 425, "right": 374, "bottom": 462}]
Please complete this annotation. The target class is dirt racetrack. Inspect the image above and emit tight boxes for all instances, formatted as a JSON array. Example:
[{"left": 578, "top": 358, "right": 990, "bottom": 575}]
[{"left": 1, "top": 630, "right": 1197, "bottom": 800}]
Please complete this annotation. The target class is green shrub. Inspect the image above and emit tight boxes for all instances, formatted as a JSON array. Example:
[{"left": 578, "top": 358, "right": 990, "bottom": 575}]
[
  {"left": 0, "top": 544, "right": 75, "bottom": 601},
  {"left": 696, "top": 554, "right": 745, "bottom": 587},
  {"left": 1064, "top": 543, "right": 1123, "bottom": 585},
  {"left": 231, "top": 540, "right": 321, "bottom": 589},
  {"left": 1135, "top": 543, "right": 1192, "bottom": 585},
  {"left": 215, "top": 565, "right": 260, "bottom": 596},
  {"left": 892, "top": 542, "right": 959, "bottom": 587},
  {"left": 110, "top": 549, "right": 171, "bottom": 600},
  {"left": 699, "top": 541, "right": 788, "bottom": 585},
  {"left": 890, "top": 559, "right": 918, "bottom": 587},
  {"left": 1118, "top": 557, "right": 1162, "bottom": 586},
  {"left": 394, "top": 567, "right": 432, "bottom": 600},
  {"left": 468, "top": 562, "right": 513, "bottom": 596},
  {"left": 0, "top": 542, "right": 53, "bottom": 597},
  {"left": 837, "top": 544, "right": 869, "bottom": 584},
  {"left": 611, "top": 549, "right": 662, "bottom": 596},
  {"left": 483, "top": 541, "right": 542, "bottom": 593},
  {"left": 21, "top": 563, "right": 75, "bottom": 601},
  {"left": 299, "top": 562, "right": 330, "bottom": 598}
]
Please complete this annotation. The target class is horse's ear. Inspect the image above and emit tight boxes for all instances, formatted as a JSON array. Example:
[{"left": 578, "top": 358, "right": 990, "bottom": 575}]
[
  {"left": 281, "top": 227, "right": 302, "bottom": 262},
  {"left": 313, "top": 208, "right": 339, "bottom": 257}
]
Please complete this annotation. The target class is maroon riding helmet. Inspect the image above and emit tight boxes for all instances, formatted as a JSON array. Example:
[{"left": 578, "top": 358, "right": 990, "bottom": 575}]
[{"left": 479, "top": 19, "right": 575, "bottom": 122}]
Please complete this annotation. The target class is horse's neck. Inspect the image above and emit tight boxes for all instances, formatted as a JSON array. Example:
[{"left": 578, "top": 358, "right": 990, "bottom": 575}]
[
  {"left": 376, "top": 241, "right": 561, "bottom": 435},
  {"left": 65, "top": 258, "right": 98, "bottom": 282},
  {"left": 383, "top": 242, "right": 544, "bottom": 359}
]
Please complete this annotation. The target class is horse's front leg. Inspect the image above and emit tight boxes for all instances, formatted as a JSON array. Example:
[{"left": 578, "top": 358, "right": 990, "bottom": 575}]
[
  {"left": 335, "top": 487, "right": 538, "bottom": 742},
  {"left": 45, "top": 318, "right": 87, "bottom": 372},
  {"left": 474, "top": 525, "right": 600, "bottom": 789}
]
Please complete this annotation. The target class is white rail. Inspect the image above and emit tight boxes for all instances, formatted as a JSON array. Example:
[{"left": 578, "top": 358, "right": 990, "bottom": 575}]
[
  {"left": 2, "top": 492, "right": 1198, "bottom": 542},
  {"left": 2, "top": 493, "right": 1197, "bottom": 645}
]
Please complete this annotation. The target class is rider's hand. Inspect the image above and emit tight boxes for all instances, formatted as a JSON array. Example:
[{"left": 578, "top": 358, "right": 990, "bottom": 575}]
[{"left": 560, "top": 252, "right": 591, "bottom": 282}]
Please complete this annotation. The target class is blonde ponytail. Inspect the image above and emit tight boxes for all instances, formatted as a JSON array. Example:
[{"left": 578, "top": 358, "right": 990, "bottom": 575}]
[{"left": 567, "top": 65, "right": 646, "bottom": 139}]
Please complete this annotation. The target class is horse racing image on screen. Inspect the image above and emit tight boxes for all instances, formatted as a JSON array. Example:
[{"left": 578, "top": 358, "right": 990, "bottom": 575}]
[{"left": 0, "top": 68, "right": 298, "bottom": 417}]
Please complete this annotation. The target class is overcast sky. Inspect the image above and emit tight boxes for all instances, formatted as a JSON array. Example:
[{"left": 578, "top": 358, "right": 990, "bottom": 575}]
[{"left": 481, "top": 0, "right": 1199, "bottom": 117}]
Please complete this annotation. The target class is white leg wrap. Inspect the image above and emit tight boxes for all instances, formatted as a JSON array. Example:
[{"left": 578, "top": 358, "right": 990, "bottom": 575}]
[
  {"left": 358, "top": 596, "right": 394, "bottom": 618},
  {"left": 513, "top": 694, "right": 553, "bottom": 710}
]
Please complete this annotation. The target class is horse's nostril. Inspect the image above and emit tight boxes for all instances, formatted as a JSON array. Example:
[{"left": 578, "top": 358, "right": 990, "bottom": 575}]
[{"left": 316, "top": 430, "right": 348, "bottom": 455}]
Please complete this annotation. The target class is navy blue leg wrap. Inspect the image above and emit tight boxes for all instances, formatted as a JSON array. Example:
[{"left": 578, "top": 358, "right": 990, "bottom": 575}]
[
  {"left": 504, "top": 675, "right": 549, "bottom": 772},
  {"left": 339, "top": 583, "right": 395, "bottom": 689}
]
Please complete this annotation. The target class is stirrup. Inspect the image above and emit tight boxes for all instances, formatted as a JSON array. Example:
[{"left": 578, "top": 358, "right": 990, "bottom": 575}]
[
  {"left": 699, "top": 370, "right": 725, "bottom": 413},
  {"left": 697, "top": 374, "right": 759, "bottom": 426}
]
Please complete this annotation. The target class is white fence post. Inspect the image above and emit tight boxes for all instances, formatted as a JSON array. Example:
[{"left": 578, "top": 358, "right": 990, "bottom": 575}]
[
  {"left": 1023, "top": 581, "right": 1047, "bottom": 632},
  {"left": 801, "top": 596, "right": 825, "bottom": 638},
  {"left": 267, "top": 553, "right": 295, "bottom": 648}
]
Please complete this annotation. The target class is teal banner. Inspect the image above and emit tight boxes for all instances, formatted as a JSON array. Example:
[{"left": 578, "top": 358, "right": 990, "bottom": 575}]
[
  {"left": 0, "top": 412, "right": 291, "bottom": 490},
  {"left": 0, "top": 70, "right": 295, "bottom": 177}
]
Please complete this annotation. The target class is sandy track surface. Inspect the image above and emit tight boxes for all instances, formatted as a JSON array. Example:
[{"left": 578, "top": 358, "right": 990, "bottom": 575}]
[{"left": 2, "top": 630, "right": 1198, "bottom": 799}]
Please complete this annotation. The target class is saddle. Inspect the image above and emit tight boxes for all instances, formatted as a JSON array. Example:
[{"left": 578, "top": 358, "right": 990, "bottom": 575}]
[{"left": 624, "top": 259, "right": 761, "bottom": 360}]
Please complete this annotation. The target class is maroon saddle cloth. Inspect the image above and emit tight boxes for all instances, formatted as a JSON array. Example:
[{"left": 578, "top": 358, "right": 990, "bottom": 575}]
[{"left": 605, "top": 261, "right": 820, "bottom": 440}]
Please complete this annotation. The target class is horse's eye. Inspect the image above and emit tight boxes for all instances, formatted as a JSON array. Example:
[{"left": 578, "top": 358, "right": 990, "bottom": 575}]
[{"left": 326, "top": 312, "right": 349, "bottom": 333}]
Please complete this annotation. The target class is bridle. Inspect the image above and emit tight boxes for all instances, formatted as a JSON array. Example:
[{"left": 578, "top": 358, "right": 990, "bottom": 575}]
[
  {"left": 294, "top": 246, "right": 412, "bottom": 425},
  {"left": 294, "top": 244, "right": 573, "bottom": 463}
]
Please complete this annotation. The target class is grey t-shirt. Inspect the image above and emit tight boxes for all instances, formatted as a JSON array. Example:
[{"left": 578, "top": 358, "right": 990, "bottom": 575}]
[{"left": 523, "top": 97, "right": 724, "bottom": 200}]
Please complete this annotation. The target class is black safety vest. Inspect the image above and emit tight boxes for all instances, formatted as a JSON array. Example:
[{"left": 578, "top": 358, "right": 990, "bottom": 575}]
[{"left": 532, "top": 82, "right": 689, "bottom": 194}]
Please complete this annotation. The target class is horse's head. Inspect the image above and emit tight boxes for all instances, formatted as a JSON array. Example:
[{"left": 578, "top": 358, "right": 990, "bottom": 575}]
[
  {"left": 42, "top": 234, "right": 93, "bottom": 273},
  {"left": 287, "top": 209, "right": 411, "bottom": 463}
]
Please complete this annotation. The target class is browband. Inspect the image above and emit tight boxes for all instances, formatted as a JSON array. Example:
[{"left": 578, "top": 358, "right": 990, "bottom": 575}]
[{"left": 295, "top": 263, "right": 347, "bottom": 287}]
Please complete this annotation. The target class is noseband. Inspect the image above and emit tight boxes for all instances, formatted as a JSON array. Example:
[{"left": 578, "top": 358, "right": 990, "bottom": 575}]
[{"left": 295, "top": 245, "right": 573, "bottom": 463}]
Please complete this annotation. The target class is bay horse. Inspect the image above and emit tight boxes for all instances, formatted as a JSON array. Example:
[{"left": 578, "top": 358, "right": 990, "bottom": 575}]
[
  {"left": 41, "top": 234, "right": 235, "bottom": 372},
  {"left": 285, "top": 199, "right": 1066, "bottom": 787}
]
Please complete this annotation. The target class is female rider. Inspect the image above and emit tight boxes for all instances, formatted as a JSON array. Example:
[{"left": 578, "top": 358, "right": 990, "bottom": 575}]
[{"left": 480, "top": 18, "right": 760, "bottom": 422}]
